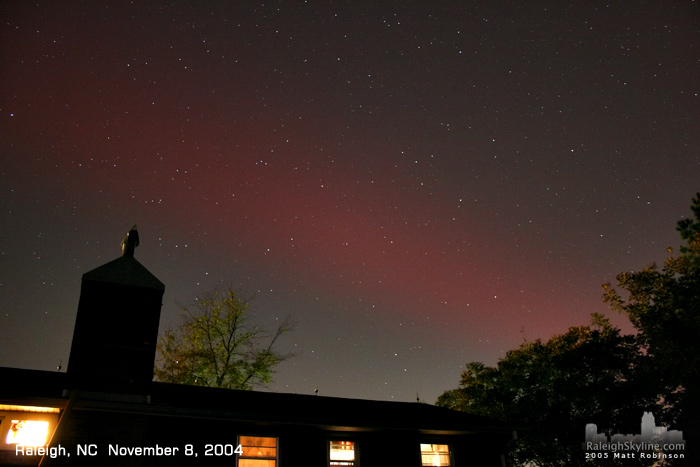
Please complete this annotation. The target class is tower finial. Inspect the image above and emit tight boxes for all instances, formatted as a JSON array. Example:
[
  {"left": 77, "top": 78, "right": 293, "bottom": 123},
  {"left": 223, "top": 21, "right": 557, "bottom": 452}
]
[{"left": 121, "top": 225, "right": 139, "bottom": 257}]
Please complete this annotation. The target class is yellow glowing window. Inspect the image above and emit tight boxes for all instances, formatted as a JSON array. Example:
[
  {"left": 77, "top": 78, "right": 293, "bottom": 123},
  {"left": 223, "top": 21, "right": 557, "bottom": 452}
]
[
  {"left": 329, "top": 440, "right": 356, "bottom": 465},
  {"left": 5, "top": 420, "right": 50, "bottom": 447},
  {"left": 420, "top": 443, "right": 451, "bottom": 466},
  {"left": 238, "top": 436, "right": 277, "bottom": 467},
  {"left": 0, "top": 405, "right": 60, "bottom": 413}
]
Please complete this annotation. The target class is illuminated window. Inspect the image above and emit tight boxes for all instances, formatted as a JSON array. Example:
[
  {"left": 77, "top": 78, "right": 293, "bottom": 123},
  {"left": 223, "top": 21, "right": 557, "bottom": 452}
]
[
  {"left": 420, "top": 443, "right": 451, "bottom": 466},
  {"left": 237, "top": 436, "right": 277, "bottom": 467},
  {"left": 5, "top": 420, "right": 50, "bottom": 447},
  {"left": 0, "top": 406, "right": 59, "bottom": 452},
  {"left": 0, "top": 405, "right": 60, "bottom": 414},
  {"left": 329, "top": 440, "right": 356, "bottom": 466}
]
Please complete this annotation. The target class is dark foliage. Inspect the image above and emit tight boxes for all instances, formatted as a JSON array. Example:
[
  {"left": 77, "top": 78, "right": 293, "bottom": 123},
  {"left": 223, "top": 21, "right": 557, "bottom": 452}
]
[{"left": 438, "top": 193, "right": 700, "bottom": 466}]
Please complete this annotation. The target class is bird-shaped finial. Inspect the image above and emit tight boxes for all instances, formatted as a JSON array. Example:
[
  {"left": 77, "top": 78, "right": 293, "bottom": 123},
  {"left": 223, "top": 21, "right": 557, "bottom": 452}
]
[{"left": 121, "top": 225, "right": 139, "bottom": 257}]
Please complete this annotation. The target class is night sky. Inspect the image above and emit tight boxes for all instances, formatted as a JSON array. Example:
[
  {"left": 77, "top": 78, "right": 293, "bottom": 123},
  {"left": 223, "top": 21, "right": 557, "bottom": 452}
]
[{"left": 1, "top": 1, "right": 698, "bottom": 404}]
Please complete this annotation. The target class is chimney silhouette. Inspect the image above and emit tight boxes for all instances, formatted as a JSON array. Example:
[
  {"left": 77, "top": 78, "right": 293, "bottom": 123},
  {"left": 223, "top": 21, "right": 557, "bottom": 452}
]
[{"left": 67, "top": 226, "right": 164, "bottom": 392}]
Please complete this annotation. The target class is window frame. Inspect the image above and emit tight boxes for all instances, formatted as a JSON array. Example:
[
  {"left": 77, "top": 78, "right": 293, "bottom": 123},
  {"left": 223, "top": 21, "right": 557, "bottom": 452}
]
[
  {"left": 419, "top": 442, "right": 452, "bottom": 467},
  {"left": 327, "top": 438, "right": 358, "bottom": 467},
  {"left": 236, "top": 434, "right": 278, "bottom": 467},
  {"left": 0, "top": 406, "right": 60, "bottom": 451}
]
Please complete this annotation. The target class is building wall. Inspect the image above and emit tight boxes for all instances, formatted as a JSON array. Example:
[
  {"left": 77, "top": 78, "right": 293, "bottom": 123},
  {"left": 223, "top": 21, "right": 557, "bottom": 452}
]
[{"left": 25, "top": 407, "right": 508, "bottom": 467}]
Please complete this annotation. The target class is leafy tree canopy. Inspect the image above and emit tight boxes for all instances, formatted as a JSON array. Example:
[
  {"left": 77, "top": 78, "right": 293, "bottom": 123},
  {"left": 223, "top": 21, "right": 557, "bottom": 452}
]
[
  {"left": 437, "top": 316, "right": 647, "bottom": 466},
  {"left": 155, "top": 288, "right": 293, "bottom": 390},
  {"left": 438, "top": 193, "right": 700, "bottom": 466},
  {"left": 603, "top": 192, "right": 700, "bottom": 459}
]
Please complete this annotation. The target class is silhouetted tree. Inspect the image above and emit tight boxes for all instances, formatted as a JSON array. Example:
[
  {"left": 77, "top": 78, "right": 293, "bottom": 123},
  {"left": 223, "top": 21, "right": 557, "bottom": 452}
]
[
  {"left": 603, "top": 192, "right": 700, "bottom": 462},
  {"left": 437, "top": 316, "right": 648, "bottom": 466},
  {"left": 155, "top": 288, "right": 293, "bottom": 390},
  {"left": 438, "top": 193, "right": 700, "bottom": 466}
]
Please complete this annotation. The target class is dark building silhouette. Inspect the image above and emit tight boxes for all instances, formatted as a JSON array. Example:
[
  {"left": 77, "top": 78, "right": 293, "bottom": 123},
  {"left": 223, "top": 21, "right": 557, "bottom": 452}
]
[
  {"left": 0, "top": 228, "right": 515, "bottom": 466},
  {"left": 67, "top": 227, "right": 164, "bottom": 393}
]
